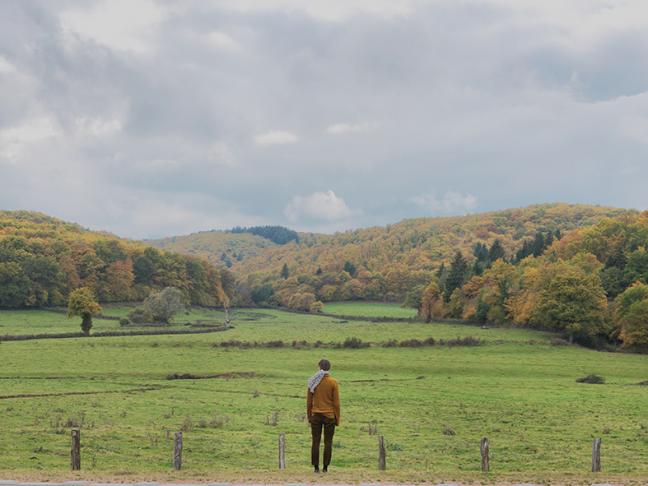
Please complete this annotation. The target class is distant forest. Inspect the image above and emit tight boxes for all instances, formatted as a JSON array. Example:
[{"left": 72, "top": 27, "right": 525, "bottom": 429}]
[
  {"left": 4, "top": 205, "right": 648, "bottom": 349},
  {"left": 0, "top": 211, "right": 234, "bottom": 309},
  {"left": 230, "top": 225, "right": 299, "bottom": 245}
]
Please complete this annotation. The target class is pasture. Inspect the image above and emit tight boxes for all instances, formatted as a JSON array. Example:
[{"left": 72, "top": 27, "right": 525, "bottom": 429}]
[
  {"left": 323, "top": 301, "right": 417, "bottom": 318},
  {"left": 0, "top": 303, "right": 647, "bottom": 483}
]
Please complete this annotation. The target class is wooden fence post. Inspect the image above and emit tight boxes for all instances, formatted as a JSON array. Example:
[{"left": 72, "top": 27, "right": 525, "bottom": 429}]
[
  {"left": 173, "top": 432, "right": 183, "bottom": 470},
  {"left": 592, "top": 438, "right": 601, "bottom": 472},
  {"left": 278, "top": 432, "right": 286, "bottom": 470},
  {"left": 378, "top": 435, "right": 386, "bottom": 470},
  {"left": 480, "top": 437, "right": 489, "bottom": 472},
  {"left": 70, "top": 429, "right": 81, "bottom": 471}
]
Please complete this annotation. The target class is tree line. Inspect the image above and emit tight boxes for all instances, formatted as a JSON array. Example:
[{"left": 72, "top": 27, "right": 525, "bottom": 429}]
[
  {"left": 0, "top": 211, "right": 234, "bottom": 309},
  {"left": 231, "top": 204, "right": 628, "bottom": 309},
  {"left": 419, "top": 213, "right": 648, "bottom": 349}
]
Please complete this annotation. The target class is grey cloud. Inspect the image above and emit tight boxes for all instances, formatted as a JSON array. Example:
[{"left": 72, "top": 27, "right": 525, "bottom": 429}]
[{"left": 1, "top": 0, "right": 648, "bottom": 238}]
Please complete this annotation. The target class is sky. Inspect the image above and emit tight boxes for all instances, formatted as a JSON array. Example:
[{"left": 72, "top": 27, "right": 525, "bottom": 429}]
[{"left": 1, "top": 0, "right": 648, "bottom": 239}]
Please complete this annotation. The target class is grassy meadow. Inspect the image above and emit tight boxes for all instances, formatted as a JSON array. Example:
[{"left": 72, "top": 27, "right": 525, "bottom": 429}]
[
  {"left": 323, "top": 301, "right": 417, "bottom": 318},
  {"left": 0, "top": 303, "right": 647, "bottom": 483}
]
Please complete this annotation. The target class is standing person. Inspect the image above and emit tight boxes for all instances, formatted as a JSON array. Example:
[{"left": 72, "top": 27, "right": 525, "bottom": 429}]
[{"left": 307, "top": 358, "right": 340, "bottom": 473}]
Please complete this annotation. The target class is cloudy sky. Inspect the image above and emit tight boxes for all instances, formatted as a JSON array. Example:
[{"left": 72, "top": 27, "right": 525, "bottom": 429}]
[{"left": 1, "top": 1, "right": 648, "bottom": 238}]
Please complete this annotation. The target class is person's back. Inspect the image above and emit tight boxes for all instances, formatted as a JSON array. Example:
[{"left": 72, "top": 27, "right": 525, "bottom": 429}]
[
  {"left": 307, "top": 359, "right": 340, "bottom": 473},
  {"left": 309, "top": 374, "right": 340, "bottom": 419}
]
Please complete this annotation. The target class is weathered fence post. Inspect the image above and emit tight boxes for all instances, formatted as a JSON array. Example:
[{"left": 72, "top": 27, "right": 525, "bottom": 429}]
[
  {"left": 278, "top": 432, "right": 286, "bottom": 470},
  {"left": 173, "top": 432, "right": 183, "bottom": 470},
  {"left": 70, "top": 429, "right": 81, "bottom": 471},
  {"left": 378, "top": 435, "right": 386, "bottom": 470},
  {"left": 592, "top": 438, "right": 601, "bottom": 472},
  {"left": 480, "top": 437, "right": 489, "bottom": 472}
]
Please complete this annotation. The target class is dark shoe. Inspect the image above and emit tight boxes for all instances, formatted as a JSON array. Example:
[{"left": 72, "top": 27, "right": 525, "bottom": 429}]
[
  {"left": 323, "top": 467, "right": 328, "bottom": 473},
  {"left": 314, "top": 466, "right": 320, "bottom": 473}
]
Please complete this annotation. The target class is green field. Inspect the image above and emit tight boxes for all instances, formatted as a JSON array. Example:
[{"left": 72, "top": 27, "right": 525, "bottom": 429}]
[
  {"left": 1, "top": 304, "right": 647, "bottom": 483},
  {"left": 323, "top": 301, "right": 417, "bottom": 318}
]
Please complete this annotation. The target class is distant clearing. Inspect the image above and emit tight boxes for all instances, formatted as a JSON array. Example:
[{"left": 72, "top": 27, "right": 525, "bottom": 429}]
[{"left": 323, "top": 301, "right": 417, "bottom": 318}]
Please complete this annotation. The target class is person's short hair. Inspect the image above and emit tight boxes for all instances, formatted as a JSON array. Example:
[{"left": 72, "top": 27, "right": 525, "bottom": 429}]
[{"left": 319, "top": 359, "right": 331, "bottom": 371}]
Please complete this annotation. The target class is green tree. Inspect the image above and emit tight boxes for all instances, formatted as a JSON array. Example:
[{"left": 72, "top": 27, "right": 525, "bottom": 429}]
[
  {"left": 617, "top": 298, "right": 648, "bottom": 347},
  {"left": 488, "top": 239, "right": 505, "bottom": 263},
  {"left": 614, "top": 281, "right": 648, "bottom": 347},
  {"left": 343, "top": 261, "right": 357, "bottom": 277},
  {"left": 531, "top": 232, "right": 546, "bottom": 257},
  {"left": 0, "top": 262, "right": 31, "bottom": 307},
  {"left": 251, "top": 283, "right": 275, "bottom": 304},
  {"left": 280, "top": 263, "right": 290, "bottom": 279},
  {"left": 143, "top": 287, "right": 185, "bottom": 324},
  {"left": 67, "top": 287, "right": 102, "bottom": 336},
  {"left": 533, "top": 260, "right": 608, "bottom": 342},
  {"left": 444, "top": 251, "right": 468, "bottom": 302},
  {"left": 624, "top": 248, "right": 648, "bottom": 284}
]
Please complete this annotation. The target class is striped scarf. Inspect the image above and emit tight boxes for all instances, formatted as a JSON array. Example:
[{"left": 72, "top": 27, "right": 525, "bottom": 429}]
[{"left": 308, "top": 369, "right": 329, "bottom": 393}]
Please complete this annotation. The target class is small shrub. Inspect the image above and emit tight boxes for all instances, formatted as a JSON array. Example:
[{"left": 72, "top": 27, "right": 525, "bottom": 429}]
[
  {"left": 443, "top": 424, "right": 456, "bottom": 436},
  {"left": 576, "top": 374, "right": 605, "bottom": 384},
  {"left": 119, "top": 317, "right": 130, "bottom": 327},
  {"left": 180, "top": 416, "right": 193, "bottom": 432},
  {"left": 441, "top": 336, "right": 482, "bottom": 347},
  {"left": 264, "top": 340, "right": 285, "bottom": 348},
  {"left": 128, "top": 307, "right": 153, "bottom": 324},
  {"left": 265, "top": 411, "right": 278, "bottom": 426},
  {"left": 342, "top": 337, "right": 369, "bottom": 349},
  {"left": 198, "top": 414, "right": 230, "bottom": 428},
  {"left": 550, "top": 337, "right": 570, "bottom": 346},
  {"left": 399, "top": 338, "right": 424, "bottom": 347}
]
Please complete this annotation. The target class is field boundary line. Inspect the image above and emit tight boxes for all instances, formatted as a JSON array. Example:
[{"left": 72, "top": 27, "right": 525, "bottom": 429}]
[
  {"left": 0, "top": 385, "right": 168, "bottom": 400},
  {"left": 0, "top": 325, "right": 232, "bottom": 342}
]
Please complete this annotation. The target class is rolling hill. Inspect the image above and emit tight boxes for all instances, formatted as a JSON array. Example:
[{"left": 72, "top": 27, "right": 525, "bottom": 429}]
[
  {"left": 0, "top": 210, "right": 233, "bottom": 308},
  {"left": 149, "top": 203, "right": 631, "bottom": 305}
]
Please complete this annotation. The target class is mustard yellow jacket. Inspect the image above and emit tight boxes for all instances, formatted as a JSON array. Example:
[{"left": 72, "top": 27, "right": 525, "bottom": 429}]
[{"left": 307, "top": 375, "right": 341, "bottom": 425}]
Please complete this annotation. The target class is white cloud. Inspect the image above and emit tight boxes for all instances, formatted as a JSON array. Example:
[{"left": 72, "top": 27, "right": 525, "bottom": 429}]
[
  {"left": 326, "top": 121, "right": 378, "bottom": 134},
  {"left": 75, "top": 117, "right": 122, "bottom": 136},
  {"left": 211, "top": 0, "right": 413, "bottom": 22},
  {"left": 59, "top": 0, "right": 170, "bottom": 54},
  {"left": 0, "top": 55, "right": 16, "bottom": 74},
  {"left": 205, "top": 31, "right": 242, "bottom": 52},
  {"left": 206, "top": 141, "right": 236, "bottom": 166},
  {"left": 0, "top": 117, "right": 61, "bottom": 162},
  {"left": 284, "top": 190, "right": 359, "bottom": 222},
  {"left": 411, "top": 192, "right": 478, "bottom": 215},
  {"left": 254, "top": 130, "right": 299, "bottom": 145}
]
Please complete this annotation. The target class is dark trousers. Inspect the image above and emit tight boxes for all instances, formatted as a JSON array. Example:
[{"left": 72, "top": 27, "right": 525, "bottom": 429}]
[{"left": 310, "top": 413, "right": 336, "bottom": 467}]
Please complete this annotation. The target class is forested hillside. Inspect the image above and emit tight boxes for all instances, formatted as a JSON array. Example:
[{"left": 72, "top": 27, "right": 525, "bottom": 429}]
[
  {"left": 225, "top": 204, "right": 628, "bottom": 308},
  {"left": 0, "top": 211, "right": 234, "bottom": 308},
  {"left": 421, "top": 211, "right": 648, "bottom": 348},
  {"left": 149, "top": 230, "right": 277, "bottom": 268}
]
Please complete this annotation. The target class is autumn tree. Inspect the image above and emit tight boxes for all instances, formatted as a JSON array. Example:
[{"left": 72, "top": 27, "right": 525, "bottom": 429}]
[
  {"left": 479, "top": 260, "right": 516, "bottom": 324},
  {"left": 67, "top": 287, "right": 102, "bottom": 336},
  {"left": 532, "top": 258, "right": 608, "bottom": 342},
  {"left": 419, "top": 280, "right": 445, "bottom": 322},
  {"left": 614, "top": 281, "right": 648, "bottom": 347}
]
